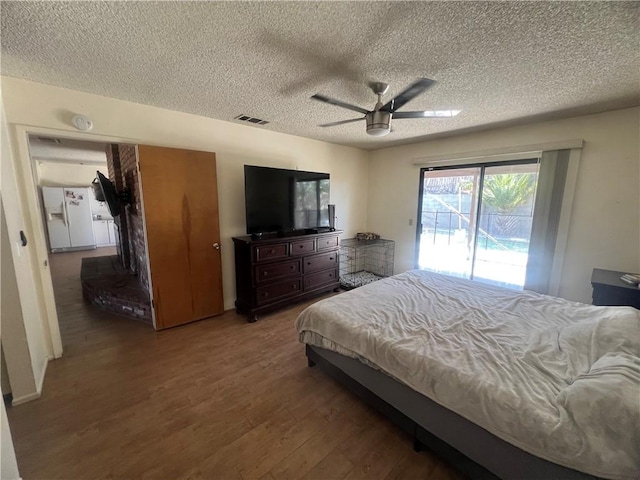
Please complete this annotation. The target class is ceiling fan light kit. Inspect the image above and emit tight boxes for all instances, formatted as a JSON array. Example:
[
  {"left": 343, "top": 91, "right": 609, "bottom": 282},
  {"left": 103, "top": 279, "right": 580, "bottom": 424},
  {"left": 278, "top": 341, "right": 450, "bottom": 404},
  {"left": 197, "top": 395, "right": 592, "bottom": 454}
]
[
  {"left": 311, "top": 78, "right": 461, "bottom": 137},
  {"left": 366, "top": 111, "right": 391, "bottom": 137}
]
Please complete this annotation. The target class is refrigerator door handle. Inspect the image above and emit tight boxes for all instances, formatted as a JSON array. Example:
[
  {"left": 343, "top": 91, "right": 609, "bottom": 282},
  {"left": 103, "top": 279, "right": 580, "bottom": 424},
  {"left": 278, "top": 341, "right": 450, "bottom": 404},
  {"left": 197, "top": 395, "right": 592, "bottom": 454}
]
[{"left": 62, "top": 201, "right": 69, "bottom": 227}]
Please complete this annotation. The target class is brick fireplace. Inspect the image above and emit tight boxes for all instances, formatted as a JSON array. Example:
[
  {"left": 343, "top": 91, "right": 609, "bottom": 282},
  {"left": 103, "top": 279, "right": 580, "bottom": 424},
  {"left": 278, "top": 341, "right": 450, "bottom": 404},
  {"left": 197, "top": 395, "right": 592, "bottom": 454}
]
[{"left": 81, "top": 143, "right": 152, "bottom": 325}]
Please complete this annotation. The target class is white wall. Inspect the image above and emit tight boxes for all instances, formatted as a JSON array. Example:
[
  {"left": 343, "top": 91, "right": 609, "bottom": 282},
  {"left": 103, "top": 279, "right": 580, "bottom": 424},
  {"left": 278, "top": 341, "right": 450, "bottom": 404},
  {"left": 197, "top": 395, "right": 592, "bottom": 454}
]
[
  {"left": 1, "top": 199, "right": 38, "bottom": 402},
  {"left": 0, "top": 211, "right": 21, "bottom": 480},
  {"left": 36, "top": 161, "right": 107, "bottom": 187},
  {"left": 368, "top": 107, "right": 640, "bottom": 303},
  {"left": 0, "top": 91, "right": 51, "bottom": 403},
  {"left": 0, "top": 76, "right": 370, "bottom": 314},
  {"left": 0, "top": 399, "right": 20, "bottom": 480}
]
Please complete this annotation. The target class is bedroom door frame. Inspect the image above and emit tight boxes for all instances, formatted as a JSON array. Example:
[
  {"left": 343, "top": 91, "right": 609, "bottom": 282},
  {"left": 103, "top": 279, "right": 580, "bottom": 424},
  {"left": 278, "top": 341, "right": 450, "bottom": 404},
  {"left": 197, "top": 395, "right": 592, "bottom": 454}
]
[{"left": 415, "top": 157, "right": 540, "bottom": 287}]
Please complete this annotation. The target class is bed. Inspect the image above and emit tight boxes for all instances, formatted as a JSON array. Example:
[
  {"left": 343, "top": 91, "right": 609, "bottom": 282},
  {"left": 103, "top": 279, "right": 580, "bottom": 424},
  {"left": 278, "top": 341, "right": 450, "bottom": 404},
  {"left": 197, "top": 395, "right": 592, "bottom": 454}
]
[{"left": 295, "top": 270, "right": 640, "bottom": 480}]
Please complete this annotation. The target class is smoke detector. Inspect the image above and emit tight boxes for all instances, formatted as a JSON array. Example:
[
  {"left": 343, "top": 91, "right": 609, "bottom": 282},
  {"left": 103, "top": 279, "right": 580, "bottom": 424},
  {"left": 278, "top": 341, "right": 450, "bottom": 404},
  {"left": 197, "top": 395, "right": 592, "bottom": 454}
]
[{"left": 72, "top": 114, "right": 93, "bottom": 131}]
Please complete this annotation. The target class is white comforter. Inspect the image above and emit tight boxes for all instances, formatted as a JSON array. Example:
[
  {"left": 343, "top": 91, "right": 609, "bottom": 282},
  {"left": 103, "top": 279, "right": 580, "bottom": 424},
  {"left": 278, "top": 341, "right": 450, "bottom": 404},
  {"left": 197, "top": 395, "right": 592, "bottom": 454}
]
[{"left": 295, "top": 270, "right": 640, "bottom": 479}]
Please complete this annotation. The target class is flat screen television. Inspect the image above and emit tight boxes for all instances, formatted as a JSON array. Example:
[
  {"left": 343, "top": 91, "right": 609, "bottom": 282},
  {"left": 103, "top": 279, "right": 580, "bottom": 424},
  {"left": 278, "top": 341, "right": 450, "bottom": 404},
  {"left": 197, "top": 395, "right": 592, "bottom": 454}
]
[
  {"left": 94, "top": 171, "right": 121, "bottom": 217},
  {"left": 244, "top": 165, "right": 330, "bottom": 235}
]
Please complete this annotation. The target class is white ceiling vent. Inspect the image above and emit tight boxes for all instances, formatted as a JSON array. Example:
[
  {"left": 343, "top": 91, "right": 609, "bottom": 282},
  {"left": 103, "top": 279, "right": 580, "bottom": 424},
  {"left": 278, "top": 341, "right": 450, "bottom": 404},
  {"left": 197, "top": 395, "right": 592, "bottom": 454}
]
[{"left": 234, "top": 114, "right": 269, "bottom": 126}]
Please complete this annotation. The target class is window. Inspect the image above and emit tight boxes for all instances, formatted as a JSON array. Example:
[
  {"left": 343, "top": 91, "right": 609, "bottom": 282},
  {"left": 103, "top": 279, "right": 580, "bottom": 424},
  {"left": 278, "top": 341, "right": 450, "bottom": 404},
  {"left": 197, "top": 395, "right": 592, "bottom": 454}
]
[{"left": 416, "top": 159, "right": 540, "bottom": 289}]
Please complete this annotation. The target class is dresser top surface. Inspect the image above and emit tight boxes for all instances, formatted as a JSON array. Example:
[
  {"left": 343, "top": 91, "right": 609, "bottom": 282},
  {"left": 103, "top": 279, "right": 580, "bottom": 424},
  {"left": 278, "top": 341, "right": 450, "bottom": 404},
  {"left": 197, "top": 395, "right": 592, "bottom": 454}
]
[
  {"left": 591, "top": 268, "right": 640, "bottom": 292},
  {"left": 233, "top": 230, "right": 342, "bottom": 245}
]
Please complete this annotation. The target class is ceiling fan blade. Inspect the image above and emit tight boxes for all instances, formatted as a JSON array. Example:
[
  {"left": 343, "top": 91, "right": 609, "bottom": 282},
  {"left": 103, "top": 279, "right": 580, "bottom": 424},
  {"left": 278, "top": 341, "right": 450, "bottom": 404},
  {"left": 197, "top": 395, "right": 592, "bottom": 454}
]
[
  {"left": 311, "top": 94, "right": 370, "bottom": 115},
  {"left": 393, "top": 110, "right": 461, "bottom": 119},
  {"left": 319, "top": 117, "right": 365, "bottom": 128},
  {"left": 381, "top": 78, "right": 436, "bottom": 113}
]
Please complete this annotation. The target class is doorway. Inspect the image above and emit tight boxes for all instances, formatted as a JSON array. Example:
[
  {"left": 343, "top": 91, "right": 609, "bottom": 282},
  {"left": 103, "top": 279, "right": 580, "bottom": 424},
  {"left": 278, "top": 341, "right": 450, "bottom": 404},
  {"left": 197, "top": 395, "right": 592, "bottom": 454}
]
[
  {"left": 416, "top": 159, "right": 540, "bottom": 289},
  {"left": 26, "top": 135, "right": 133, "bottom": 351}
]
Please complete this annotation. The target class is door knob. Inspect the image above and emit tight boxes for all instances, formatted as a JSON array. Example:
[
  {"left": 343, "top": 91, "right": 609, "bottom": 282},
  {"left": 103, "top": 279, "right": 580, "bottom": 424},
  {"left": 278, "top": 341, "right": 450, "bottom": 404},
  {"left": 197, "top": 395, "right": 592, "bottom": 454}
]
[{"left": 213, "top": 242, "right": 220, "bottom": 250}]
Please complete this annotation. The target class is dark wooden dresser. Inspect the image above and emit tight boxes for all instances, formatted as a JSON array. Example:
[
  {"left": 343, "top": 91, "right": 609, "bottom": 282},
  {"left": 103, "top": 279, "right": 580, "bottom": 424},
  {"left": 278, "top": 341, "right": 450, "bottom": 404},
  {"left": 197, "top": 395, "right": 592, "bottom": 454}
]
[
  {"left": 591, "top": 268, "right": 640, "bottom": 309},
  {"left": 233, "top": 231, "right": 341, "bottom": 322}
]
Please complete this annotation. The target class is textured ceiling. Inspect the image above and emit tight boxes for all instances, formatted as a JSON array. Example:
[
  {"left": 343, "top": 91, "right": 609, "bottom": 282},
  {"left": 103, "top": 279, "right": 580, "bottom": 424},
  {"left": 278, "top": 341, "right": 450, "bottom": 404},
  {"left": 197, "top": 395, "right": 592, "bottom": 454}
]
[{"left": 2, "top": 1, "right": 639, "bottom": 150}]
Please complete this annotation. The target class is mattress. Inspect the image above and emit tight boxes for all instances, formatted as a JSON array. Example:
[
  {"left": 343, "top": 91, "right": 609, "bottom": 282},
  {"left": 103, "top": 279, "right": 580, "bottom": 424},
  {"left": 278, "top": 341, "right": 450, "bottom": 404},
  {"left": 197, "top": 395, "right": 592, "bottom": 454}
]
[{"left": 295, "top": 270, "right": 640, "bottom": 480}]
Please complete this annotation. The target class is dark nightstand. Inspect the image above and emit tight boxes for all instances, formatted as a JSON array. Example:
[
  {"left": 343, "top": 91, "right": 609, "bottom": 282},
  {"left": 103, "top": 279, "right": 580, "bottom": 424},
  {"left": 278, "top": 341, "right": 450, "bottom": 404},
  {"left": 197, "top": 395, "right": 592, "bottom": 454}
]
[{"left": 591, "top": 268, "right": 640, "bottom": 309}]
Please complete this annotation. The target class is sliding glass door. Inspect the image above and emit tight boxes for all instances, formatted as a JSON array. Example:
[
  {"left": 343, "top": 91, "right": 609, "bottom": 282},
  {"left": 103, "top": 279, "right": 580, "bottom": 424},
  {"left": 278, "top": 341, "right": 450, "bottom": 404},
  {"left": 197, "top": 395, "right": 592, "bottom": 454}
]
[
  {"left": 417, "top": 160, "right": 539, "bottom": 289},
  {"left": 416, "top": 167, "right": 481, "bottom": 279}
]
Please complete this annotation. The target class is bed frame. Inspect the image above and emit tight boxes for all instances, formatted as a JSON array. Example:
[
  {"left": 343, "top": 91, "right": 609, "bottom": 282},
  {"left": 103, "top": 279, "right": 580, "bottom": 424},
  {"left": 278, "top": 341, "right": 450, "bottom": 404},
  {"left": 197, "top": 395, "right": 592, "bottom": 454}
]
[{"left": 306, "top": 345, "right": 601, "bottom": 480}]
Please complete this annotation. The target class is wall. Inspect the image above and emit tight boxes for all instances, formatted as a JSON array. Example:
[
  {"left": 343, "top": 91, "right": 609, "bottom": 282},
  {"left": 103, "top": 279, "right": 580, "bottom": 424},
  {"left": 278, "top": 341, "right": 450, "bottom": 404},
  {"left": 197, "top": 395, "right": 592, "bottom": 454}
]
[
  {"left": 0, "top": 76, "right": 370, "bottom": 314},
  {"left": 0, "top": 194, "right": 20, "bottom": 480},
  {"left": 105, "top": 144, "right": 148, "bottom": 289},
  {"left": 0, "top": 347, "right": 10, "bottom": 395},
  {"left": 1, "top": 199, "right": 38, "bottom": 402},
  {"left": 1, "top": 398, "right": 20, "bottom": 480},
  {"left": 118, "top": 145, "right": 149, "bottom": 291},
  {"left": 0, "top": 92, "right": 51, "bottom": 404},
  {"left": 36, "top": 161, "right": 107, "bottom": 187},
  {"left": 368, "top": 107, "right": 640, "bottom": 303},
  {"left": 105, "top": 144, "right": 132, "bottom": 269}
]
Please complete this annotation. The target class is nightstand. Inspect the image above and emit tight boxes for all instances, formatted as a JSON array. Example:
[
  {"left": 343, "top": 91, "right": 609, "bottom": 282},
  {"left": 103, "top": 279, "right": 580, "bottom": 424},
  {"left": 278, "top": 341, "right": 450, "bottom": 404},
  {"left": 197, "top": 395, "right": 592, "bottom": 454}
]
[{"left": 591, "top": 268, "right": 640, "bottom": 309}]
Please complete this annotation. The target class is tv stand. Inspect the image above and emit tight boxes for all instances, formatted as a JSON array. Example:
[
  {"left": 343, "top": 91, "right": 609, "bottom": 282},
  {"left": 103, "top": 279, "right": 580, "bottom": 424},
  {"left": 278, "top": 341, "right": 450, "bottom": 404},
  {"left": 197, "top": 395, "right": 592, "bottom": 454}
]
[{"left": 232, "top": 230, "right": 342, "bottom": 322}]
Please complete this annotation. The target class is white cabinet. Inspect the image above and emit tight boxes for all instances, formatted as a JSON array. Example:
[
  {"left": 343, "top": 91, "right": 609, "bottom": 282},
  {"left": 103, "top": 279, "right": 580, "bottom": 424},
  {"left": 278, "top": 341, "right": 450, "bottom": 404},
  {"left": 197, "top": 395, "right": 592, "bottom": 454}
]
[
  {"left": 90, "top": 187, "right": 116, "bottom": 247},
  {"left": 93, "top": 219, "right": 116, "bottom": 246},
  {"left": 108, "top": 220, "right": 117, "bottom": 244},
  {"left": 93, "top": 220, "right": 110, "bottom": 246}
]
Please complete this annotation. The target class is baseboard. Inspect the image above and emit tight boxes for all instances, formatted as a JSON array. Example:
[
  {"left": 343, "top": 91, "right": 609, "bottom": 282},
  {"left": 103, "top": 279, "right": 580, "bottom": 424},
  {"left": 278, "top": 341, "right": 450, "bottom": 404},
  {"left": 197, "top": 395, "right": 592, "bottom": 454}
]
[
  {"left": 36, "top": 356, "right": 51, "bottom": 394},
  {"left": 10, "top": 356, "right": 51, "bottom": 406},
  {"left": 11, "top": 391, "right": 40, "bottom": 406}
]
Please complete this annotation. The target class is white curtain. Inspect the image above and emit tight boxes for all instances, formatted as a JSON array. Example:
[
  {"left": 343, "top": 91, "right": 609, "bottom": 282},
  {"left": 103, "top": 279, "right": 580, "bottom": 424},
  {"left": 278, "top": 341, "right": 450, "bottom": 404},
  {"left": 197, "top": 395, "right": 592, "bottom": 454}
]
[{"left": 524, "top": 149, "right": 571, "bottom": 294}]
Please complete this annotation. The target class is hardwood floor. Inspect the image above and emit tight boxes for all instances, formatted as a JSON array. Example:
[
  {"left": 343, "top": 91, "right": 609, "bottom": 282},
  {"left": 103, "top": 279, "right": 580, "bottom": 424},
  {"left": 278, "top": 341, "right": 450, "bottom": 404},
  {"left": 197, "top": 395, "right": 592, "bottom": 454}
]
[{"left": 7, "top": 249, "right": 463, "bottom": 479}]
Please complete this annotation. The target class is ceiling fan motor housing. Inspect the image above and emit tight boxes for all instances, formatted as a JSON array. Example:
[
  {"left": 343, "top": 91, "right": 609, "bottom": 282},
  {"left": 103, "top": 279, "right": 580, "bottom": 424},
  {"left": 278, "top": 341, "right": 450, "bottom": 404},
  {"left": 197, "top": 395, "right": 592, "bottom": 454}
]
[{"left": 366, "top": 111, "right": 391, "bottom": 136}]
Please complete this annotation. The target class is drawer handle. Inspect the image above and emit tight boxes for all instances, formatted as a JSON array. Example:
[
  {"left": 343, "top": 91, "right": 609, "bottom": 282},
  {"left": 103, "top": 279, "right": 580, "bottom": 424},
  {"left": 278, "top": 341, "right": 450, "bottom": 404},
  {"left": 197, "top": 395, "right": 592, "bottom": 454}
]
[
  {"left": 292, "top": 284, "right": 297, "bottom": 289},
  {"left": 329, "top": 257, "right": 333, "bottom": 261},
  {"left": 263, "top": 271, "right": 268, "bottom": 276},
  {"left": 269, "top": 249, "right": 276, "bottom": 254},
  {"left": 290, "top": 265, "right": 295, "bottom": 269},
  {"left": 307, "top": 262, "right": 312, "bottom": 265},
  {"left": 329, "top": 273, "right": 333, "bottom": 277},
  {"left": 299, "top": 245, "right": 304, "bottom": 249},
  {"left": 263, "top": 292, "right": 269, "bottom": 298}
]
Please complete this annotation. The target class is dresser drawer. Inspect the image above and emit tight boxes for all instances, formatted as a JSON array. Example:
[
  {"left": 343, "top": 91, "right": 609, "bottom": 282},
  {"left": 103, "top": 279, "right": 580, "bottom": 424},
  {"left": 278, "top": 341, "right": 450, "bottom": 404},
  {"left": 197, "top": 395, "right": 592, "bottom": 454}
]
[
  {"left": 254, "top": 243, "right": 288, "bottom": 262},
  {"left": 255, "top": 259, "right": 301, "bottom": 284},
  {"left": 304, "top": 268, "right": 338, "bottom": 291},
  {"left": 290, "top": 239, "right": 316, "bottom": 256},
  {"left": 303, "top": 251, "right": 338, "bottom": 274},
  {"left": 317, "top": 235, "right": 339, "bottom": 250},
  {"left": 256, "top": 278, "right": 302, "bottom": 305}
]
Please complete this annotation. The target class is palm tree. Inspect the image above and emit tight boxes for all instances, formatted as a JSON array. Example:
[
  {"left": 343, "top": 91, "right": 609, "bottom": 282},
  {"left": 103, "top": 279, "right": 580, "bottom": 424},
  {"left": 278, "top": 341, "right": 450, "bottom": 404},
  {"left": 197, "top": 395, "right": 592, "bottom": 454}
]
[{"left": 482, "top": 173, "right": 536, "bottom": 236}]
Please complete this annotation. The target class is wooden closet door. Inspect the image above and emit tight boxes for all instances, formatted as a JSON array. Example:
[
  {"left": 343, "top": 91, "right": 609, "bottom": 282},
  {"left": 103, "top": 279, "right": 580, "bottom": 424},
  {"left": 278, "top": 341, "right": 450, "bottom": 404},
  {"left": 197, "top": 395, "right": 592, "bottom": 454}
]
[{"left": 137, "top": 145, "right": 223, "bottom": 329}]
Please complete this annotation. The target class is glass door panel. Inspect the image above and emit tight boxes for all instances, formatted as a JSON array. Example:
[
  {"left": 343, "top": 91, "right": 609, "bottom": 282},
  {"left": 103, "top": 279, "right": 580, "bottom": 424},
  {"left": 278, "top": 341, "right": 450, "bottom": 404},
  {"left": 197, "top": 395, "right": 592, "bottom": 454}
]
[
  {"left": 473, "top": 163, "right": 539, "bottom": 288},
  {"left": 417, "top": 167, "right": 481, "bottom": 279}
]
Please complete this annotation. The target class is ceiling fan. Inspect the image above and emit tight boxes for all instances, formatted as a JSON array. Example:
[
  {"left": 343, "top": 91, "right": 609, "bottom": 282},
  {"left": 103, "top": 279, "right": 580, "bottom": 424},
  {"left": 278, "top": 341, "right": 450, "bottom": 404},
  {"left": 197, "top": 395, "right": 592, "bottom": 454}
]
[{"left": 311, "top": 78, "right": 460, "bottom": 137}]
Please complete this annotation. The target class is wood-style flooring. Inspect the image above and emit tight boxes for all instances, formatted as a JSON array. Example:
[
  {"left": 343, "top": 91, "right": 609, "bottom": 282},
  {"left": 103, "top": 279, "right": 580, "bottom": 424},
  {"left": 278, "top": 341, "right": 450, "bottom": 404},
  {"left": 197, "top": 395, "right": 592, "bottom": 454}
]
[{"left": 7, "top": 249, "right": 463, "bottom": 479}]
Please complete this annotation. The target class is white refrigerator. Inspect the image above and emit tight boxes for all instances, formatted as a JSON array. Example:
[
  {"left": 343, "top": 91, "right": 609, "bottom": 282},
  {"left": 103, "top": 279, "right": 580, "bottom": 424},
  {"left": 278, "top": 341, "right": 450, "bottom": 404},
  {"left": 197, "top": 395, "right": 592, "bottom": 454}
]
[{"left": 42, "top": 187, "right": 96, "bottom": 252}]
